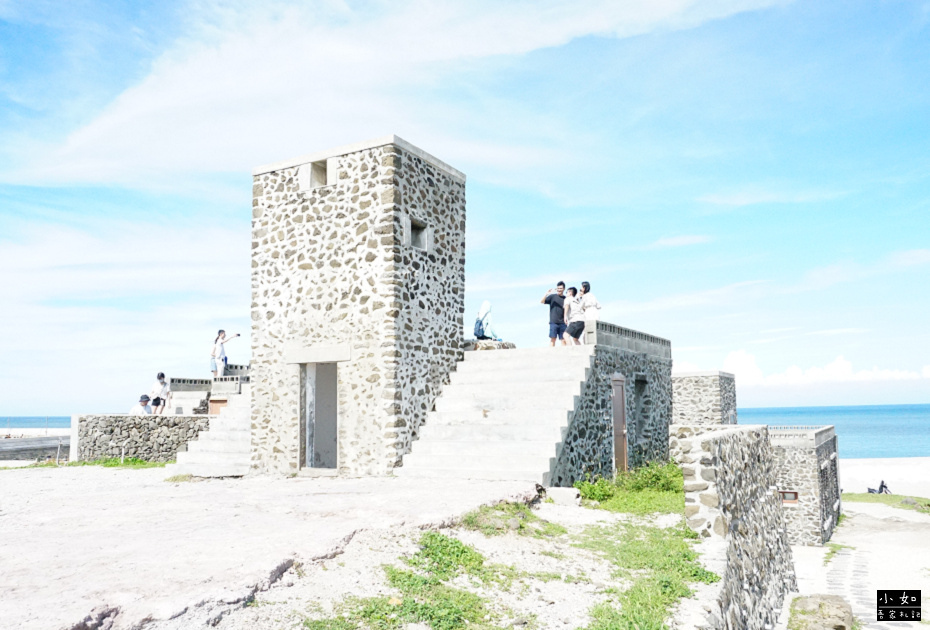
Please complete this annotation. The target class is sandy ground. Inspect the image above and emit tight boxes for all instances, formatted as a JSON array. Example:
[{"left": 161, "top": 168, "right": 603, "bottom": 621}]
[
  {"left": 0, "top": 467, "right": 534, "bottom": 630},
  {"left": 790, "top": 502, "right": 930, "bottom": 629},
  {"left": 839, "top": 457, "right": 930, "bottom": 497},
  {"left": 1, "top": 428, "right": 71, "bottom": 438}
]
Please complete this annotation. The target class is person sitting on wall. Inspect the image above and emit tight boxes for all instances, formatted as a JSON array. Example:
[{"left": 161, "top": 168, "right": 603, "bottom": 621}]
[
  {"left": 211, "top": 329, "right": 241, "bottom": 378},
  {"left": 564, "top": 287, "right": 585, "bottom": 346},
  {"left": 541, "top": 281, "right": 568, "bottom": 347},
  {"left": 129, "top": 395, "right": 152, "bottom": 415},
  {"left": 474, "top": 300, "right": 501, "bottom": 341},
  {"left": 150, "top": 372, "right": 172, "bottom": 416}
]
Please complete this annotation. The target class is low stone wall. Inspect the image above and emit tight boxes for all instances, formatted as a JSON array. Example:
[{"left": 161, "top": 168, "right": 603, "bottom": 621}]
[
  {"left": 671, "top": 372, "right": 737, "bottom": 425},
  {"left": 75, "top": 415, "right": 211, "bottom": 462},
  {"left": 671, "top": 424, "right": 797, "bottom": 629},
  {"left": 551, "top": 339, "right": 672, "bottom": 487}
]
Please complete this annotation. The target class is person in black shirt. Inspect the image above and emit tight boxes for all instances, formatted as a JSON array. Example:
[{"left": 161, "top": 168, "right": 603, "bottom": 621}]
[{"left": 541, "top": 281, "right": 568, "bottom": 346}]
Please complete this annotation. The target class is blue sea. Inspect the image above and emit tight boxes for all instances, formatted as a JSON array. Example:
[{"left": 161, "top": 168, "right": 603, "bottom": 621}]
[
  {"left": 3, "top": 406, "right": 929, "bottom": 459},
  {"left": 740, "top": 404, "right": 930, "bottom": 459}
]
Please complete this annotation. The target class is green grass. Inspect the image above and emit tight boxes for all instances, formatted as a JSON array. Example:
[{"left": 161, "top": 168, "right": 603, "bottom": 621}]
[
  {"left": 165, "top": 473, "right": 193, "bottom": 482},
  {"left": 574, "top": 461, "right": 685, "bottom": 515},
  {"left": 823, "top": 543, "right": 855, "bottom": 566},
  {"left": 460, "top": 502, "right": 567, "bottom": 538},
  {"left": 575, "top": 520, "right": 718, "bottom": 629},
  {"left": 842, "top": 492, "right": 930, "bottom": 515},
  {"left": 303, "top": 532, "right": 506, "bottom": 630},
  {"left": 5, "top": 457, "right": 170, "bottom": 470}
]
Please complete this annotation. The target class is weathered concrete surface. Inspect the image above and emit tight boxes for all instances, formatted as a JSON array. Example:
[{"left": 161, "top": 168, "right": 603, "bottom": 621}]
[
  {"left": 0, "top": 467, "right": 533, "bottom": 630},
  {"left": 790, "top": 501, "right": 930, "bottom": 629}
]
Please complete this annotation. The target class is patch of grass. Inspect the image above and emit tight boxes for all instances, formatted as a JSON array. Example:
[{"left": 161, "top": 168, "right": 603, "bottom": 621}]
[
  {"left": 4, "top": 457, "right": 170, "bottom": 470},
  {"left": 539, "top": 549, "right": 564, "bottom": 560},
  {"left": 460, "top": 502, "right": 567, "bottom": 538},
  {"left": 575, "top": 461, "right": 685, "bottom": 515},
  {"left": 842, "top": 492, "right": 930, "bottom": 515},
  {"left": 823, "top": 543, "right": 855, "bottom": 566},
  {"left": 576, "top": 520, "right": 718, "bottom": 629},
  {"left": 165, "top": 473, "right": 193, "bottom": 483},
  {"left": 303, "top": 533, "right": 503, "bottom": 630}
]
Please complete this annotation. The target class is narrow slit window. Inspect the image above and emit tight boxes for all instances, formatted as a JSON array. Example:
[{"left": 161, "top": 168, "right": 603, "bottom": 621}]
[{"left": 410, "top": 218, "right": 429, "bottom": 251}]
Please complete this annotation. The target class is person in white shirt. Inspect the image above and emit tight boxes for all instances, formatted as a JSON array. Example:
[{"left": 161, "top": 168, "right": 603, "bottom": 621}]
[
  {"left": 579, "top": 281, "right": 602, "bottom": 327},
  {"left": 211, "top": 329, "right": 241, "bottom": 378},
  {"left": 150, "top": 372, "right": 171, "bottom": 416},
  {"left": 129, "top": 395, "right": 152, "bottom": 416},
  {"left": 474, "top": 300, "right": 501, "bottom": 341},
  {"left": 564, "top": 287, "right": 586, "bottom": 345}
]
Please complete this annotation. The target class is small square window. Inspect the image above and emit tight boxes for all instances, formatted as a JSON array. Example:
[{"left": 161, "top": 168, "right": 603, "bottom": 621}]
[
  {"left": 780, "top": 491, "right": 799, "bottom": 504},
  {"left": 410, "top": 218, "right": 429, "bottom": 251},
  {"left": 310, "top": 160, "right": 327, "bottom": 188}
]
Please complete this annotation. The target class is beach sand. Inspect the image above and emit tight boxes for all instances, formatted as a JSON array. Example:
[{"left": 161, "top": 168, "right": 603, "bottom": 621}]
[
  {"left": 839, "top": 457, "right": 930, "bottom": 498},
  {"left": 0, "top": 428, "right": 71, "bottom": 438}
]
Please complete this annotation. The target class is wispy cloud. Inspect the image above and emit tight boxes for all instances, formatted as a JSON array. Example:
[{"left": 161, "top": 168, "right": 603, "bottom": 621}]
[
  {"left": 697, "top": 188, "right": 847, "bottom": 207},
  {"left": 644, "top": 235, "right": 712, "bottom": 249},
  {"left": 723, "top": 350, "right": 929, "bottom": 387}
]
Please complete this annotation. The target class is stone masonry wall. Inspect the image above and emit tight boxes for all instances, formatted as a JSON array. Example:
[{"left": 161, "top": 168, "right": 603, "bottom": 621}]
[
  {"left": 670, "top": 424, "right": 797, "bottom": 630},
  {"left": 770, "top": 427, "right": 840, "bottom": 545},
  {"left": 551, "top": 345, "right": 672, "bottom": 486},
  {"left": 76, "top": 415, "right": 210, "bottom": 462},
  {"left": 672, "top": 372, "right": 737, "bottom": 425},
  {"left": 250, "top": 139, "right": 465, "bottom": 475}
]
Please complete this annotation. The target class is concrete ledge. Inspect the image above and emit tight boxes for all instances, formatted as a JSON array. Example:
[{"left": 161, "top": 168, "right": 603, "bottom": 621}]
[
  {"left": 252, "top": 135, "right": 466, "bottom": 182},
  {"left": 284, "top": 343, "right": 352, "bottom": 364},
  {"left": 672, "top": 371, "right": 735, "bottom": 378}
]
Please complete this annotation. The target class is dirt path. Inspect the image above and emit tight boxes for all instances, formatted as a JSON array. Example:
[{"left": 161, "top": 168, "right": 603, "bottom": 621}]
[
  {"left": 791, "top": 502, "right": 930, "bottom": 629},
  {"left": 0, "top": 467, "right": 533, "bottom": 630}
]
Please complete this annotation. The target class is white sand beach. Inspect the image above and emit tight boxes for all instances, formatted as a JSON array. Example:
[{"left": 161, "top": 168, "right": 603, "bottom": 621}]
[
  {"left": 0, "top": 428, "right": 71, "bottom": 438},
  {"left": 839, "top": 457, "right": 930, "bottom": 498}
]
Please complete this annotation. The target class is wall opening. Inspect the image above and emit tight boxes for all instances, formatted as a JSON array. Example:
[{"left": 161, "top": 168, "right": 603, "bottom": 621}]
[
  {"left": 300, "top": 362, "right": 338, "bottom": 469},
  {"left": 633, "top": 376, "right": 648, "bottom": 442},
  {"left": 410, "top": 218, "right": 429, "bottom": 251},
  {"left": 310, "top": 160, "right": 328, "bottom": 188},
  {"left": 780, "top": 491, "right": 799, "bottom": 504}
]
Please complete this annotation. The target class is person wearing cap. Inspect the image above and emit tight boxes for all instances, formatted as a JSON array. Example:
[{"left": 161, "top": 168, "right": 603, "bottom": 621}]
[
  {"left": 150, "top": 372, "right": 171, "bottom": 416},
  {"left": 129, "top": 395, "right": 152, "bottom": 416}
]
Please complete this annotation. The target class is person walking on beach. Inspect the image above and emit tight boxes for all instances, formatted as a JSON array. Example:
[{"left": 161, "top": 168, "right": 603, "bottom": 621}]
[
  {"left": 564, "top": 287, "right": 585, "bottom": 345},
  {"left": 211, "top": 330, "right": 241, "bottom": 378},
  {"left": 129, "top": 395, "right": 152, "bottom": 415},
  {"left": 150, "top": 372, "right": 171, "bottom": 416},
  {"left": 541, "top": 282, "right": 568, "bottom": 346}
]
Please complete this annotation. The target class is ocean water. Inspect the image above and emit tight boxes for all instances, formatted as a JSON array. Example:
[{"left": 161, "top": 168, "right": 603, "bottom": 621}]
[
  {"left": 2, "top": 416, "right": 71, "bottom": 430},
  {"left": 739, "top": 404, "right": 930, "bottom": 459}
]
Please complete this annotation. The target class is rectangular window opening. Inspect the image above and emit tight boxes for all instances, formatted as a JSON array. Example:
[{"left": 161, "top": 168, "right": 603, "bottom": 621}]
[
  {"left": 410, "top": 218, "right": 429, "bottom": 251},
  {"left": 780, "top": 491, "right": 799, "bottom": 504},
  {"left": 310, "top": 160, "right": 328, "bottom": 188}
]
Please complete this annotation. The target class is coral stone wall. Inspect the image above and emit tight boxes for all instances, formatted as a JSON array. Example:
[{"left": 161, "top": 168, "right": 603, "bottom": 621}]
[
  {"left": 551, "top": 341, "right": 672, "bottom": 487},
  {"left": 76, "top": 415, "right": 210, "bottom": 462},
  {"left": 671, "top": 372, "right": 737, "bottom": 425},
  {"left": 250, "top": 138, "right": 465, "bottom": 475},
  {"left": 770, "top": 426, "right": 840, "bottom": 545},
  {"left": 670, "top": 424, "right": 797, "bottom": 630}
]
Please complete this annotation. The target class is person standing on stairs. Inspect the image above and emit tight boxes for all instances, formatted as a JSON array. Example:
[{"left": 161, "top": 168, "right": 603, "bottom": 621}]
[
  {"left": 211, "top": 329, "right": 241, "bottom": 378},
  {"left": 541, "top": 281, "right": 568, "bottom": 346},
  {"left": 579, "top": 282, "right": 602, "bottom": 338}
]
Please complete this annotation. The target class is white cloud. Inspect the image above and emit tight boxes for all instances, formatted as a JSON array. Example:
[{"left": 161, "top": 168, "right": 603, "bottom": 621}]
[
  {"left": 723, "top": 350, "right": 930, "bottom": 387},
  {"left": 697, "top": 188, "right": 846, "bottom": 207},
  {"left": 645, "top": 235, "right": 711, "bottom": 249},
  {"left": 1, "top": 0, "right": 786, "bottom": 191}
]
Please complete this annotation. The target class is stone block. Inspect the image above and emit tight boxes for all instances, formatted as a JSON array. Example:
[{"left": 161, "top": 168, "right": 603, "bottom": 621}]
[{"left": 546, "top": 487, "right": 581, "bottom": 506}]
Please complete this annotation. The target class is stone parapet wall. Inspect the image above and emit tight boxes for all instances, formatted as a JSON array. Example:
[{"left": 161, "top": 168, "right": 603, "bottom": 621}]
[
  {"left": 770, "top": 426, "right": 840, "bottom": 545},
  {"left": 74, "top": 415, "right": 211, "bottom": 462},
  {"left": 584, "top": 321, "right": 672, "bottom": 359},
  {"left": 671, "top": 372, "right": 737, "bottom": 425},
  {"left": 551, "top": 343, "right": 672, "bottom": 486},
  {"left": 671, "top": 424, "right": 797, "bottom": 629}
]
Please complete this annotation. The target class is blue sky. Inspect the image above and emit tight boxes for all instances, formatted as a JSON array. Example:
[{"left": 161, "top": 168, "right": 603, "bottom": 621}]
[{"left": 1, "top": 0, "right": 929, "bottom": 414}]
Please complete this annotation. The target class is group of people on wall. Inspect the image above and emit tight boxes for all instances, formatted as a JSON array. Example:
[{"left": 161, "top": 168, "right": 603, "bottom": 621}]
[
  {"left": 126, "top": 329, "right": 242, "bottom": 416},
  {"left": 541, "top": 281, "right": 601, "bottom": 346}
]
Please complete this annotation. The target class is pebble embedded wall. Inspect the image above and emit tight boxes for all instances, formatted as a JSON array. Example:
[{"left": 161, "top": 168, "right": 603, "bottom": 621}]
[
  {"left": 75, "top": 415, "right": 210, "bottom": 462},
  {"left": 671, "top": 372, "right": 737, "bottom": 425},
  {"left": 770, "top": 426, "right": 841, "bottom": 545},
  {"left": 670, "top": 424, "right": 797, "bottom": 630},
  {"left": 250, "top": 138, "right": 465, "bottom": 475},
  {"left": 551, "top": 337, "right": 673, "bottom": 487}
]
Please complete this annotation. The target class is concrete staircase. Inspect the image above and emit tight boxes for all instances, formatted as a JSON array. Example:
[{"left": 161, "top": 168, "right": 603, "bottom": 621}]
[
  {"left": 396, "top": 345, "right": 594, "bottom": 484},
  {"left": 164, "top": 384, "right": 251, "bottom": 478}
]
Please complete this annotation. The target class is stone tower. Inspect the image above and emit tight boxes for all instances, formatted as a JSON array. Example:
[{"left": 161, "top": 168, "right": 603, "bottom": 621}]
[{"left": 249, "top": 136, "right": 466, "bottom": 475}]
